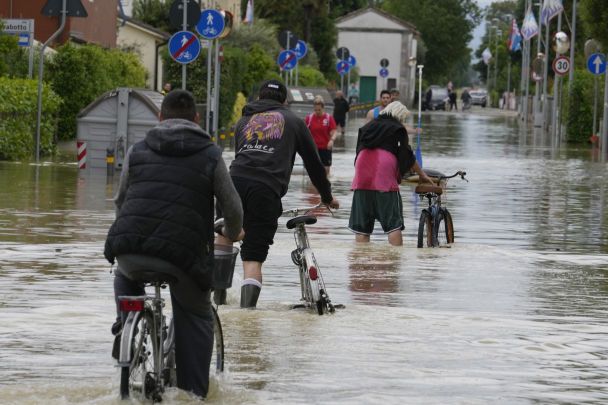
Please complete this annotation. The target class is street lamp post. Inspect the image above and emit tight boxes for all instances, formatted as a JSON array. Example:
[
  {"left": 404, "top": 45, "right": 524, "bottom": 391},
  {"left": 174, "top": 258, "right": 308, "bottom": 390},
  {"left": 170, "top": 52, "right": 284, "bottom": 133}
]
[{"left": 495, "top": 29, "right": 502, "bottom": 96}]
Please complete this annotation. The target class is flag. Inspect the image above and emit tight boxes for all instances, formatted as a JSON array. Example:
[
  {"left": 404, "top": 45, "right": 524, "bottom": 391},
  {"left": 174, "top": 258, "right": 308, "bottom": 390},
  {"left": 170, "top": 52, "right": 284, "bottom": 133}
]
[
  {"left": 540, "top": 0, "right": 563, "bottom": 26},
  {"left": 521, "top": 7, "right": 539, "bottom": 40},
  {"left": 244, "top": 0, "right": 254, "bottom": 25},
  {"left": 482, "top": 48, "right": 492, "bottom": 65},
  {"left": 507, "top": 19, "right": 522, "bottom": 52}
]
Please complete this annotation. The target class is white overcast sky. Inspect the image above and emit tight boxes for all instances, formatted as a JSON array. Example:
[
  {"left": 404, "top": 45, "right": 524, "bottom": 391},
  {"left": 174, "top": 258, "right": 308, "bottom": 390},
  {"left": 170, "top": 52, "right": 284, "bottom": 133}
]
[{"left": 470, "top": 0, "right": 498, "bottom": 52}]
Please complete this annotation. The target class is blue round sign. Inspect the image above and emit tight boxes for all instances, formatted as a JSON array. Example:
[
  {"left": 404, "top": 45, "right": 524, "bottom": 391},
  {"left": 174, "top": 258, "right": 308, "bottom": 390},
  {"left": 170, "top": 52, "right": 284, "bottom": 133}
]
[
  {"left": 196, "top": 9, "right": 225, "bottom": 39},
  {"left": 347, "top": 55, "right": 357, "bottom": 68},
  {"left": 587, "top": 53, "right": 607, "bottom": 75},
  {"left": 168, "top": 31, "right": 201, "bottom": 64},
  {"left": 336, "top": 60, "right": 350, "bottom": 76},
  {"left": 379, "top": 68, "right": 389, "bottom": 78},
  {"left": 277, "top": 50, "right": 297, "bottom": 71},
  {"left": 293, "top": 40, "right": 308, "bottom": 60}
]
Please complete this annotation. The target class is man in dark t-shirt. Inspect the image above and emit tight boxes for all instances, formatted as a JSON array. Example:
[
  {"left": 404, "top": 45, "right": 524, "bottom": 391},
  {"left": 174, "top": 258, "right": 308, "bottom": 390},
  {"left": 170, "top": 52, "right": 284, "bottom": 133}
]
[{"left": 332, "top": 90, "right": 350, "bottom": 137}]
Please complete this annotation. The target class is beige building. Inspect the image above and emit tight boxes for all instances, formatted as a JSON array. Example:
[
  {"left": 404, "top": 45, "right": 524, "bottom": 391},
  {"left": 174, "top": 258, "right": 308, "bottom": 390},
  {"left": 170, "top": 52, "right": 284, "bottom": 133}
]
[
  {"left": 117, "top": 17, "right": 171, "bottom": 91},
  {"left": 336, "top": 7, "right": 420, "bottom": 106}
]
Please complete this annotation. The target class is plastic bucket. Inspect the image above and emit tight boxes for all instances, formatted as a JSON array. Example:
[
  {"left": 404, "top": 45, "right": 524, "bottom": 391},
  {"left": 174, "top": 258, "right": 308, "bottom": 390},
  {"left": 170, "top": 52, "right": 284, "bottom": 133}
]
[{"left": 213, "top": 244, "right": 239, "bottom": 289}]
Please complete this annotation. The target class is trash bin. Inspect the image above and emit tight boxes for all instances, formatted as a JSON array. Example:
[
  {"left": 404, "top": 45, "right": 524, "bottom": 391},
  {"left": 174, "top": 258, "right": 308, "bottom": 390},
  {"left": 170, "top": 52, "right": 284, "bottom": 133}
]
[
  {"left": 213, "top": 244, "right": 239, "bottom": 290},
  {"left": 286, "top": 86, "right": 334, "bottom": 119},
  {"left": 76, "top": 88, "right": 163, "bottom": 170}
]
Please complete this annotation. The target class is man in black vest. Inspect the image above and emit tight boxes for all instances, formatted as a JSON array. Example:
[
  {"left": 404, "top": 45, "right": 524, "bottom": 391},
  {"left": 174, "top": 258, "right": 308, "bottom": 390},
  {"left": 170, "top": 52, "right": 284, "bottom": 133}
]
[
  {"left": 105, "top": 90, "right": 243, "bottom": 399},
  {"left": 217, "top": 79, "right": 339, "bottom": 309}
]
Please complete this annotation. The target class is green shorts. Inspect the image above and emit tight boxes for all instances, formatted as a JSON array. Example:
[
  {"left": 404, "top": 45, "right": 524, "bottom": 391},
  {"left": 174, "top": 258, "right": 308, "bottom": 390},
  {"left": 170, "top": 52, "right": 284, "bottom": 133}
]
[{"left": 348, "top": 190, "right": 404, "bottom": 235}]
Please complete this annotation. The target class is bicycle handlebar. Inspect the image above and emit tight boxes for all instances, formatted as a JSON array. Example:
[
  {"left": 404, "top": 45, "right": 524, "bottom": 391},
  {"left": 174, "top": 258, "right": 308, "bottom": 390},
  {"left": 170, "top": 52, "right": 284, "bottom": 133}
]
[
  {"left": 438, "top": 170, "right": 468, "bottom": 182},
  {"left": 282, "top": 203, "right": 333, "bottom": 217}
]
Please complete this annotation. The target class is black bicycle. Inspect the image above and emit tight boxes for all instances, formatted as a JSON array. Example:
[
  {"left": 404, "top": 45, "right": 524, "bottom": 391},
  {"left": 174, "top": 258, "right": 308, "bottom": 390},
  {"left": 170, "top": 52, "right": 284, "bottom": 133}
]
[{"left": 416, "top": 170, "right": 467, "bottom": 248}]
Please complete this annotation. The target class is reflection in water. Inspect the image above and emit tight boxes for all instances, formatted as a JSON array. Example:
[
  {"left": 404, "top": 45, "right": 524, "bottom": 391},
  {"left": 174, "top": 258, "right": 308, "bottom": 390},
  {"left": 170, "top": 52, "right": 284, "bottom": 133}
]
[
  {"left": 2, "top": 110, "right": 608, "bottom": 403},
  {"left": 348, "top": 245, "right": 401, "bottom": 304}
]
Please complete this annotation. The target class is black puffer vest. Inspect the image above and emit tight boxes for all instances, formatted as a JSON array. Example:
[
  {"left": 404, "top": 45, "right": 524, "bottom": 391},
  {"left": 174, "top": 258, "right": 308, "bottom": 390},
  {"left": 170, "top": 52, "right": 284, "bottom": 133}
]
[{"left": 104, "top": 122, "right": 220, "bottom": 290}]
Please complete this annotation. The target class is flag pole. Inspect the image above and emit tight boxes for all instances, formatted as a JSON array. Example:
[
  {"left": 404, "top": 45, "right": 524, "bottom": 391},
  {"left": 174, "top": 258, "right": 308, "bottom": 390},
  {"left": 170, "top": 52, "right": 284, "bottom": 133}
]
[{"left": 416, "top": 65, "right": 424, "bottom": 168}]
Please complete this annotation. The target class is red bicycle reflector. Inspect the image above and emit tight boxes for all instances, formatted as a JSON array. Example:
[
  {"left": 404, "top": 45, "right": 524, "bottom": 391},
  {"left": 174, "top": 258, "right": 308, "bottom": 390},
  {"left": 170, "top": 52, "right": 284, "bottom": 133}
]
[
  {"left": 308, "top": 266, "right": 318, "bottom": 281},
  {"left": 120, "top": 299, "right": 144, "bottom": 312}
]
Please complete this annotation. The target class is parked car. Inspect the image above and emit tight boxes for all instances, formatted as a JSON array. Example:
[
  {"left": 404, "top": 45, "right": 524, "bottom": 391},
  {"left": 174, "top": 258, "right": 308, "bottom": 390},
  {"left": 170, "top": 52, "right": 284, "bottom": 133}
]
[
  {"left": 422, "top": 85, "right": 448, "bottom": 111},
  {"left": 469, "top": 89, "right": 487, "bottom": 107}
]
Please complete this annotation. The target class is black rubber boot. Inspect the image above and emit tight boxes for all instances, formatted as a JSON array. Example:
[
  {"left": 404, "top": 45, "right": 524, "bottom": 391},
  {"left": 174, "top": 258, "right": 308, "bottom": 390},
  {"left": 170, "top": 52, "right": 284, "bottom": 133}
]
[
  {"left": 240, "top": 284, "right": 261, "bottom": 308},
  {"left": 213, "top": 289, "right": 227, "bottom": 305}
]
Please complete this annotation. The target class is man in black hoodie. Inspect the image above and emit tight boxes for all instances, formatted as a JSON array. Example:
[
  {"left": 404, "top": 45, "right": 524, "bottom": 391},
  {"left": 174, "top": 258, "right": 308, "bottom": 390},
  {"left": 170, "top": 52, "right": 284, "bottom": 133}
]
[
  {"left": 105, "top": 90, "right": 243, "bottom": 398},
  {"left": 217, "top": 79, "right": 339, "bottom": 308}
]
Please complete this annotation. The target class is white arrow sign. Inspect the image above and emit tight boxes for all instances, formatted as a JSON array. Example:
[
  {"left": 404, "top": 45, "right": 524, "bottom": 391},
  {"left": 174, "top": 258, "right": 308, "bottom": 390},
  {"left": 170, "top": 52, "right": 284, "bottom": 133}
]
[
  {"left": 593, "top": 56, "right": 603, "bottom": 74},
  {"left": 587, "top": 53, "right": 606, "bottom": 75}
]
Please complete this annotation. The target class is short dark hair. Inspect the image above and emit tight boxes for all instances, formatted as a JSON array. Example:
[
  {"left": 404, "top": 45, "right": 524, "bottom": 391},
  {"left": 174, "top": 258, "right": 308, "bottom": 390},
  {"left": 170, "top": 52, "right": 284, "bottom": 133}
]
[
  {"left": 259, "top": 79, "right": 287, "bottom": 103},
  {"left": 160, "top": 90, "right": 197, "bottom": 121},
  {"left": 380, "top": 90, "right": 391, "bottom": 98}
]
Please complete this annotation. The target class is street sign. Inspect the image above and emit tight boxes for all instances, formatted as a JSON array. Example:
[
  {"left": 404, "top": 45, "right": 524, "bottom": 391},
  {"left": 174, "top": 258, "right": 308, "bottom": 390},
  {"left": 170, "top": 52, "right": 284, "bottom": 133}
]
[
  {"left": 279, "top": 31, "right": 299, "bottom": 50},
  {"left": 336, "top": 60, "right": 350, "bottom": 76},
  {"left": 347, "top": 55, "right": 357, "bottom": 68},
  {"left": 169, "top": 0, "right": 201, "bottom": 31},
  {"left": 552, "top": 55, "right": 570, "bottom": 76},
  {"left": 17, "top": 33, "right": 30, "bottom": 47},
  {"left": 2, "top": 19, "right": 34, "bottom": 47},
  {"left": 336, "top": 47, "right": 350, "bottom": 60},
  {"left": 41, "top": 0, "right": 87, "bottom": 17},
  {"left": 380, "top": 58, "right": 389, "bottom": 68},
  {"left": 379, "top": 68, "right": 389, "bottom": 78},
  {"left": 277, "top": 50, "right": 297, "bottom": 71},
  {"left": 293, "top": 40, "right": 307, "bottom": 60},
  {"left": 168, "top": 31, "right": 201, "bottom": 64},
  {"left": 587, "top": 53, "right": 606, "bottom": 75},
  {"left": 196, "top": 9, "right": 225, "bottom": 40}
]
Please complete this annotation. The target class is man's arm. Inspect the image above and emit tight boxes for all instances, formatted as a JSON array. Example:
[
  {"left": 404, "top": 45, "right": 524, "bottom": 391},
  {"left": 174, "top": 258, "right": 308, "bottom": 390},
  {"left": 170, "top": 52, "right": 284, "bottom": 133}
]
[
  {"left": 113, "top": 145, "right": 134, "bottom": 216},
  {"left": 365, "top": 109, "right": 373, "bottom": 123},
  {"left": 213, "top": 158, "right": 243, "bottom": 241}
]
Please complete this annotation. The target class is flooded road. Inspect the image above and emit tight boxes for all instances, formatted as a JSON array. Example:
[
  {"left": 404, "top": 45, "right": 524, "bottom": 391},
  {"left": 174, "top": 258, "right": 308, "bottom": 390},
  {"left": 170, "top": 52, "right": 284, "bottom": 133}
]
[{"left": 1, "top": 109, "right": 608, "bottom": 404}]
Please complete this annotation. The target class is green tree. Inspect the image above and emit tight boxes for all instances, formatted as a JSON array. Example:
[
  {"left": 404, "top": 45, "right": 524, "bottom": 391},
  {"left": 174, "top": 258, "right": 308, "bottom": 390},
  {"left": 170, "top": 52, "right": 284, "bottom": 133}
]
[
  {"left": 329, "top": 0, "right": 368, "bottom": 18},
  {"left": 382, "top": 0, "right": 482, "bottom": 84},
  {"left": 132, "top": 0, "right": 172, "bottom": 32},
  {"left": 0, "top": 23, "right": 29, "bottom": 78},
  {"left": 579, "top": 0, "right": 608, "bottom": 48},
  {"left": 48, "top": 44, "right": 147, "bottom": 140}
]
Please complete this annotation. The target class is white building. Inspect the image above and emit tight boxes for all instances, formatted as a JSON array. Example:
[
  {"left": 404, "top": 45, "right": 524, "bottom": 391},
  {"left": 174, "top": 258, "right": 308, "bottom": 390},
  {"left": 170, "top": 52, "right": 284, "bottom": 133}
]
[
  {"left": 336, "top": 7, "right": 419, "bottom": 106},
  {"left": 117, "top": 17, "right": 171, "bottom": 90}
]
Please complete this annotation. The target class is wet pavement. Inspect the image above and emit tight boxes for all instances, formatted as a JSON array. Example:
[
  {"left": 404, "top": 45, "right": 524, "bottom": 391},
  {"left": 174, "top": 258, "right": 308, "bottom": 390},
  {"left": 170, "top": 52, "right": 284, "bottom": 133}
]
[{"left": 1, "top": 107, "right": 608, "bottom": 404}]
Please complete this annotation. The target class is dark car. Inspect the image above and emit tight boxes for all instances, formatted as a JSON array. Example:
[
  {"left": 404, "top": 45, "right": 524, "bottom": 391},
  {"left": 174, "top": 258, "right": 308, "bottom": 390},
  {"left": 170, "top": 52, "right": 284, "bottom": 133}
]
[
  {"left": 469, "top": 89, "right": 487, "bottom": 107},
  {"left": 422, "top": 86, "right": 448, "bottom": 111}
]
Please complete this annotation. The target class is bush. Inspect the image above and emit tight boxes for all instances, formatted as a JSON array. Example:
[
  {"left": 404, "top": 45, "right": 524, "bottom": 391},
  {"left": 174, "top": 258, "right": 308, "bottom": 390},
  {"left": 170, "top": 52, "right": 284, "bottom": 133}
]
[
  {"left": 0, "top": 77, "right": 61, "bottom": 160},
  {"left": 297, "top": 65, "right": 328, "bottom": 87},
  {"left": 564, "top": 68, "right": 602, "bottom": 143},
  {"left": 47, "top": 43, "right": 147, "bottom": 140}
]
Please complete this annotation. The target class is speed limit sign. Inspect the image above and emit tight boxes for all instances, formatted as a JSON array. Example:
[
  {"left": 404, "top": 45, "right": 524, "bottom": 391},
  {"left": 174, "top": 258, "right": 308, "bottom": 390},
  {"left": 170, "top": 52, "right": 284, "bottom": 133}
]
[{"left": 552, "top": 55, "right": 570, "bottom": 76}]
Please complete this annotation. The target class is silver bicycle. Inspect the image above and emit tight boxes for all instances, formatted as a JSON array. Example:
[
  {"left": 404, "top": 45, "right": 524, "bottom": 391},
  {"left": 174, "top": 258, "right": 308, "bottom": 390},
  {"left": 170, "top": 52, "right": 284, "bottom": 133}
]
[
  {"left": 116, "top": 247, "right": 236, "bottom": 401},
  {"left": 282, "top": 203, "right": 341, "bottom": 315}
]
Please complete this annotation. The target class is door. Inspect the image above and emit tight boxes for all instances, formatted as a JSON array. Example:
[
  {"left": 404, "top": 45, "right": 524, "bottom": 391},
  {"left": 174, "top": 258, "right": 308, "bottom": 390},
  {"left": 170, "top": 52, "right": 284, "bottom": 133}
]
[{"left": 359, "top": 76, "right": 377, "bottom": 103}]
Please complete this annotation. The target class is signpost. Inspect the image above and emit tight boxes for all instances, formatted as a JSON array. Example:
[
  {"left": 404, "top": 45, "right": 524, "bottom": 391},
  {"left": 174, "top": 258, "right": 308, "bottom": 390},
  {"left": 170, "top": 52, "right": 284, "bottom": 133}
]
[
  {"left": 379, "top": 67, "right": 389, "bottom": 90},
  {"left": 346, "top": 55, "right": 356, "bottom": 97},
  {"left": 279, "top": 31, "right": 299, "bottom": 84},
  {"left": 293, "top": 40, "right": 307, "bottom": 86},
  {"left": 380, "top": 58, "right": 389, "bottom": 68},
  {"left": 1, "top": 19, "right": 35, "bottom": 78},
  {"left": 277, "top": 50, "right": 297, "bottom": 71},
  {"left": 197, "top": 9, "right": 225, "bottom": 40},
  {"left": 336, "top": 60, "right": 350, "bottom": 92},
  {"left": 336, "top": 47, "right": 350, "bottom": 61},
  {"left": 168, "top": 31, "right": 201, "bottom": 64},
  {"left": 169, "top": 0, "right": 200, "bottom": 30},
  {"left": 552, "top": 56, "right": 570, "bottom": 75},
  {"left": 587, "top": 53, "right": 607, "bottom": 75}
]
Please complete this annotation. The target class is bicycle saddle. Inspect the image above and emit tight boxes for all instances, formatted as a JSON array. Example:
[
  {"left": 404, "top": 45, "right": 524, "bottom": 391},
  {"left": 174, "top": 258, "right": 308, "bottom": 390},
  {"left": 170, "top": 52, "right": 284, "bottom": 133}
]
[
  {"left": 286, "top": 215, "right": 317, "bottom": 229},
  {"left": 117, "top": 254, "right": 180, "bottom": 284},
  {"left": 415, "top": 184, "right": 443, "bottom": 195}
]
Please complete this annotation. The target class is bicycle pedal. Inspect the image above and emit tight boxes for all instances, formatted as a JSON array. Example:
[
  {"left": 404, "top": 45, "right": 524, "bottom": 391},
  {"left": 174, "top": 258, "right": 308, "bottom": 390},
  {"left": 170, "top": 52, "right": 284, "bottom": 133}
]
[{"left": 291, "top": 304, "right": 306, "bottom": 310}]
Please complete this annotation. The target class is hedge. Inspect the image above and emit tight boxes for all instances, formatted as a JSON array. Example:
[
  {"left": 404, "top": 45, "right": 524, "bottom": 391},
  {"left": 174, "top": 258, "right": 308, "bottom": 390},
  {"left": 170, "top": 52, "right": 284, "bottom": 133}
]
[
  {"left": 563, "top": 69, "right": 603, "bottom": 143},
  {"left": 47, "top": 43, "right": 147, "bottom": 140},
  {"left": 0, "top": 77, "right": 61, "bottom": 160}
]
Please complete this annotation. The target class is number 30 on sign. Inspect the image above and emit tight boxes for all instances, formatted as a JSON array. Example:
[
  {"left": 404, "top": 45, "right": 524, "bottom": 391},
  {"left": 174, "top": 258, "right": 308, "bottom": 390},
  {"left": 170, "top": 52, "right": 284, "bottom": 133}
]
[{"left": 552, "top": 56, "right": 570, "bottom": 76}]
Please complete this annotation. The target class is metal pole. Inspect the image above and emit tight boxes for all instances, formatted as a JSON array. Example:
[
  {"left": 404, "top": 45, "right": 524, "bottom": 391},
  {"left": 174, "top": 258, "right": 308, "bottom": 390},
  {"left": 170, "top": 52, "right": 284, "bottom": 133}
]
[
  {"left": 494, "top": 30, "right": 500, "bottom": 91},
  {"left": 206, "top": 40, "right": 213, "bottom": 132},
  {"left": 533, "top": 2, "right": 542, "bottom": 127},
  {"left": 602, "top": 68, "right": 608, "bottom": 158},
  {"left": 507, "top": 59, "right": 511, "bottom": 109},
  {"left": 551, "top": 13, "right": 562, "bottom": 139},
  {"left": 542, "top": 14, "right": 550, "bottom": 131},
  {"left": 524, "top": 38, "right": 531, "bottom": 127},
  {"left": 295, "top": 63, "right": 298, "bottom": 86},
  {"left": 34, "top": 0, "right": 67, "bottom": 163},
  {"left": 347, "top": 69, "right": 351, "bottom": 97},
  {"left": 568, "top": 0, "right": 577, "bottom": 94},
  {"left": 181, "top": 0, "right": 187, "bottom": 90},
  {"left": 212, "top": 40, "right": 220, "bottom": 136},
  {"left": 286, "top": 31, "right": 290, "bottom": 87},
  {"left": 593, "top": 76, "right": 599, "bottom": 137},
  {"left": 27, "top": 21, "right": 34, "bottom": 78}
]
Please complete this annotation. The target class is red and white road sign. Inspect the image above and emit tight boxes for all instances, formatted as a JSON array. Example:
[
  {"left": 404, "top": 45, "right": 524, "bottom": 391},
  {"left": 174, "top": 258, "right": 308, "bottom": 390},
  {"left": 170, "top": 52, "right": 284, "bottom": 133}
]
[{"left": 552, "top": 55, "right": 570, "bottom": 76}]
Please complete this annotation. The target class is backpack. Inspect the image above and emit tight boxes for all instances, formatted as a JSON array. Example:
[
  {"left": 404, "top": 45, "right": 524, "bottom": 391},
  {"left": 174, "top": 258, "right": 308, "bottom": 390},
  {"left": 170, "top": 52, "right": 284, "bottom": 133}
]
[{"left": 305, "top": 112, "right": 329, "bottom": 128}]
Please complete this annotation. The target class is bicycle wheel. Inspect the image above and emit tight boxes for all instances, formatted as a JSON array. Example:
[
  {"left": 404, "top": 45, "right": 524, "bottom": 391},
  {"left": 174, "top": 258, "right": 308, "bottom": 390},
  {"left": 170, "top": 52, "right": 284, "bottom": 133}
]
[
  {"left": 211, "top": 306, "right": 224, "bottom": 374},
  {"left": 302, "top": 249, "right": 324, "bottom": 315},
  {"left": 417, "top": 210, "right": 433, "bottom": 248},
  {"left": 438, "top": 208, "right": 454, "bottom": 245},
  {"left": 120, "top": 310, "right": 157, "bottom": 400}
]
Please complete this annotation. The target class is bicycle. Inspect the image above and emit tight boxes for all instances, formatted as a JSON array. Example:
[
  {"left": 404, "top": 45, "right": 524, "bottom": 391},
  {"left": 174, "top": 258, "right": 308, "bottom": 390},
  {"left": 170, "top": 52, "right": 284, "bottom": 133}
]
[
  {"left": 116, "top": 242, "right": 237, "bottom": 401},
  {"left": 416, "top": 170, "right": 468, "bottom": 248},
  {"left": 282, "top": 203, "right": 341, "bottom": 315}
]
